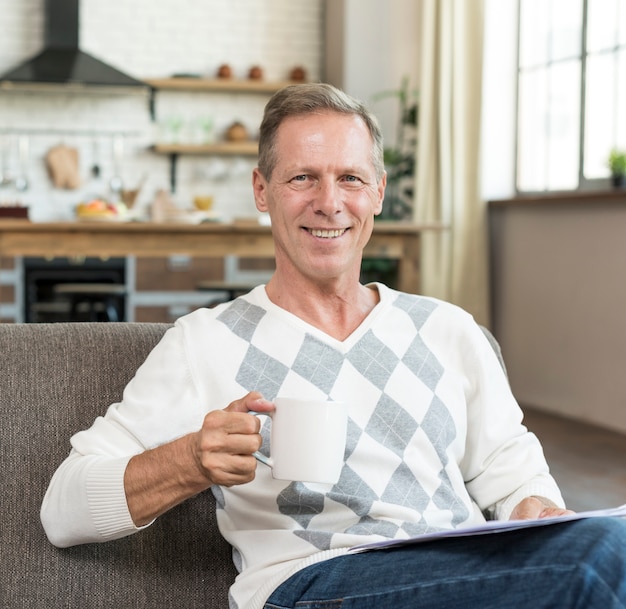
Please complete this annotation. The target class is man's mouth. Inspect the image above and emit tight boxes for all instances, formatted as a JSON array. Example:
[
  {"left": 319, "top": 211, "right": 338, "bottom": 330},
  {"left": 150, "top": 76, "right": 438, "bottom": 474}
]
[{"left": 306, "top": 228, "right": 347, "bottom": 238}]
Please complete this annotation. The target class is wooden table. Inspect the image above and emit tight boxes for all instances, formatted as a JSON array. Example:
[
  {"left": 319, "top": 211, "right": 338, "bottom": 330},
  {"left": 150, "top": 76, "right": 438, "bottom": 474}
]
[{"left": 0, "top": 220, "right": 431, "bottom": 294}]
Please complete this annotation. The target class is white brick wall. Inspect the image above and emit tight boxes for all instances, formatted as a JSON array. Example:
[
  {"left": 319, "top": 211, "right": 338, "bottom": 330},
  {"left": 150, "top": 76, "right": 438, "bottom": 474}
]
[{"left": 0, "top": 0, "right": 323, "bottom": 221}]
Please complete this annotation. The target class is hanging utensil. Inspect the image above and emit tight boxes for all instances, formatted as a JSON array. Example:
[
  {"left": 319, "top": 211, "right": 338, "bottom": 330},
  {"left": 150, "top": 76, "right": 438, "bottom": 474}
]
[
  {"left": 0, "top": 135, "right": 12, "bottom": 187},
  {"left": 14, "top": 135, "right": 29, "bottom": 192},
  {"left": 91, "top": 137, "right": 101, "bottom": 178},
  {"left": 109, "top": 133, "right": 124, "bottom": 195},
  {"left": 120, "top": 173, "right": 148, "bottom": 208},
  {"left": 45, "top": 143, "right": 81, "bottom": 190}
]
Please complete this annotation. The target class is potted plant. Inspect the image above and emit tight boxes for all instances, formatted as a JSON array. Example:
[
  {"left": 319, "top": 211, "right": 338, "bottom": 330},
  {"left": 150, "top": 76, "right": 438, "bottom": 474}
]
[
  {"left": 371, "top": 77, "right": 419, "bottom": 221},
  {"left": 608, "top": 148, "right": 626, "bottom": 188},
  {"left": 360, "top": 78, "right": 418, "bottom": 286}
]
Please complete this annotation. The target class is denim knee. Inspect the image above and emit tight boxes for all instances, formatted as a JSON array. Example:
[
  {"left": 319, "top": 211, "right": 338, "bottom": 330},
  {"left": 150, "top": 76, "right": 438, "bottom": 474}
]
[
  {"left": 567, "top": 518, "right": 626, "bottom": 585},
  {"left": 264, "top": 517, "right": 626, "bottom": 609}
]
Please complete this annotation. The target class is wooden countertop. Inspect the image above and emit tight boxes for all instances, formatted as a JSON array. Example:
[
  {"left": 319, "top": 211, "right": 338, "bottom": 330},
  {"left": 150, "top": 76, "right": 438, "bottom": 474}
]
[
  {"left": 0, "top": 220, "right": 442, "bottom": 293},
  {"left": 0, "top": 219, "right": 430, "bottom": 233}
]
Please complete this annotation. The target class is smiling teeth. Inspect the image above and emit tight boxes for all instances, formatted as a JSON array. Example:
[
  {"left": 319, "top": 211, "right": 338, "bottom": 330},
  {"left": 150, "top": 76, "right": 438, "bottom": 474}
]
[{"left": 309, "top": 229, "right": 346, "bottom": 238}]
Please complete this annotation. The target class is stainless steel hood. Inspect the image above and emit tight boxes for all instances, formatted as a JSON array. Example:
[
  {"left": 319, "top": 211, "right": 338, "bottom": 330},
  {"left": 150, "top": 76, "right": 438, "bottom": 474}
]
[{"left": 0, "top": 0, "right": 145, "bottom": 88}]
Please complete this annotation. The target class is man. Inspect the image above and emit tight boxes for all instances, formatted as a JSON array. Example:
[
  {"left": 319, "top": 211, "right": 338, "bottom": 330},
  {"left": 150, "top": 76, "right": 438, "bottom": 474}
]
[{"left": 42, "top": 83, "right": 626, "bottom": 609}]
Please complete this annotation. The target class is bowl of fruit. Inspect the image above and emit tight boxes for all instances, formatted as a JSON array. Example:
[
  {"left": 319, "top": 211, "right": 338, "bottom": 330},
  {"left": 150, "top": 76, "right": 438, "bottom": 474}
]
[{"left": 75, "top": 199, "right": 129, "bottom": 222}]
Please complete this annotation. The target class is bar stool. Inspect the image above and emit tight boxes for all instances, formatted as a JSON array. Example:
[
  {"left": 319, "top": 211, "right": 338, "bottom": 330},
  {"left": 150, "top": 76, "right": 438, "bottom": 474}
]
[{"left": 53, "top": 283, "right": 126, "bottom": 322}]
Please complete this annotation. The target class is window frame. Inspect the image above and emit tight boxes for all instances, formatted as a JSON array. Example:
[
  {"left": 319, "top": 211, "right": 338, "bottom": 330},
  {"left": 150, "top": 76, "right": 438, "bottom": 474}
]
[{"left": 515, "top": 0, "right": 620, "bottom": 194}]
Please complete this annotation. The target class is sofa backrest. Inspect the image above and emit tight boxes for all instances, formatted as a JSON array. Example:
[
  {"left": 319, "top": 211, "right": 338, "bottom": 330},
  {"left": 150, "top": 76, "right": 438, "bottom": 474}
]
[{"left": 0, "top": 322, "right": 237, "bottom": 609}]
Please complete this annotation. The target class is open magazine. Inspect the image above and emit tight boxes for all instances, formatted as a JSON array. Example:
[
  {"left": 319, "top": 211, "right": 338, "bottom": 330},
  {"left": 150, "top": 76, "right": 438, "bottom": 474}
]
[{"left": 349, "top": 504, "right": 626, "bottom": 553}]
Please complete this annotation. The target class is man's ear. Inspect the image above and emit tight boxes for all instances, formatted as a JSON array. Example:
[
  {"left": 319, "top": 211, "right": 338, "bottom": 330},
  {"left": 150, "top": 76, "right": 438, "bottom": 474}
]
[
  {"left": 252, "top": 168, "right": 268, "bottom": 212},
  {"left": 374, "top": 171, "right": 387, "bottom": 216}
]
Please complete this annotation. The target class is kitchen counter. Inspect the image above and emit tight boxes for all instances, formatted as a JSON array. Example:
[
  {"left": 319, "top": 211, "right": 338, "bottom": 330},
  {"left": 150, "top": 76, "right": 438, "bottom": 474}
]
[{"left": 0, "top": 220, "right": 438, "bottom": 294}]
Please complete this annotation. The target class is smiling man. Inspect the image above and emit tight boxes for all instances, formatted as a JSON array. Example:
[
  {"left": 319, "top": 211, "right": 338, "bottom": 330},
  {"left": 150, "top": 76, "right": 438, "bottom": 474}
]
[
  {"left": 42, "top": 84, "right": 626, "bottom": 609},
  {"left": 253, "top": 104, "right": 385, "bottom": 340}
]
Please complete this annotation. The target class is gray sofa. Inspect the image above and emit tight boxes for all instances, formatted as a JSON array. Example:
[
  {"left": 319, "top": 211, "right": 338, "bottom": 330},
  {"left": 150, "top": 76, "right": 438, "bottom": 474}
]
[
  {"left": 1, "top": 321, "right": 507, "bottom": 608},
  {"left": 0, "top": 322, "right": 236, "bottom": 609}
]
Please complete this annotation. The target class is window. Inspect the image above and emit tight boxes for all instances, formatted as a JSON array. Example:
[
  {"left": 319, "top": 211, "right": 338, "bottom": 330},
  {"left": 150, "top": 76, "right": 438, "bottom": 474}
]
[{"left": 516, "top": 0, "right": 626, "bottom": 192}]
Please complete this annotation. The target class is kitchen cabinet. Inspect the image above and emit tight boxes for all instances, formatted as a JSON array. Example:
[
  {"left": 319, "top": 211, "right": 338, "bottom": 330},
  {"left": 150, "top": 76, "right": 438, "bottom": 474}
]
[{"left": 146, "top": 77, "right": 293, "bottom": 190}]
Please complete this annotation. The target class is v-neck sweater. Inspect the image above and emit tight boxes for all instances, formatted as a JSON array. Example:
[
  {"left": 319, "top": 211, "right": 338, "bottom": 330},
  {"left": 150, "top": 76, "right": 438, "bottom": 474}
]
[{"left": 41, "top": 284, "right": 563, "bottom": 609}]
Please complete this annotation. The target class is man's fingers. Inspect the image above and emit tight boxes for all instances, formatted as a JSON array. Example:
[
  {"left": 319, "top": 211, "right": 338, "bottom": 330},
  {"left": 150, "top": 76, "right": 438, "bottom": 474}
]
[
  {"left": 510, "top": 496, "right": 575, "bottom": 520},
  {"left": 203, "top": 409, "right": 260, "bottom": 435},
  {"left": 225, "top": 391, "right": 274, "bottom": 415},
  {"left": 192, "top": 392, "right": 274, "bottom": 487}
]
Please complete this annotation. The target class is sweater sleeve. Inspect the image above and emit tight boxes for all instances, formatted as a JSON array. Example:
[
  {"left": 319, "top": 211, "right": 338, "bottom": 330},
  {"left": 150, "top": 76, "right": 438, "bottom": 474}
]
[
  {"left": 456, "top": 318, "right": 565, "bottom": 520},
  {"left": 40, "top": 324, "right": 205, "bottom": 547}
]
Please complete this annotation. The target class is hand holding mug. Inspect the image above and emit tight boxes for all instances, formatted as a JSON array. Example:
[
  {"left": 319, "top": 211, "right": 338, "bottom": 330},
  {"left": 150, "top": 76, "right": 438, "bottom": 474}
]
[{"left": 195, "top": 392, "right": 273, "bottom": 487}]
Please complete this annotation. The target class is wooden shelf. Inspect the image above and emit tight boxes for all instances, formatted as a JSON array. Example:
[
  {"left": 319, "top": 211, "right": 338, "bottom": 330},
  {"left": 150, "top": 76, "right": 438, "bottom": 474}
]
[
  {"left": 144, "top": 77, "right": 295, "bottom": 94},
  {"left": 151, "top": 141, "right": 258, "bottom": 191},
  {"left": 146, "top": 76, "right": 288, "bottom": 190},
  {"left": 151, "top": 142, "right": 258, "bottom": 156}
]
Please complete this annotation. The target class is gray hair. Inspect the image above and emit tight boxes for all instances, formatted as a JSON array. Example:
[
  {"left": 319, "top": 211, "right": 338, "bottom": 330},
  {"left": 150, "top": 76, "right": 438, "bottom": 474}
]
[{"left": 257, "top": 83, "right": 385, "bottom": 181}]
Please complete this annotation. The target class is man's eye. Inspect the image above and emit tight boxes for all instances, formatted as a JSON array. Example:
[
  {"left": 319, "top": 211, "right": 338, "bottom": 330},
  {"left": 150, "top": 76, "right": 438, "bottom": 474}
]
[
  {"left": 343, "top": 175, "right": 361, "bottom": 183},
  {"left": 292, "top": 175, "right": 308, "bottom": 182}
]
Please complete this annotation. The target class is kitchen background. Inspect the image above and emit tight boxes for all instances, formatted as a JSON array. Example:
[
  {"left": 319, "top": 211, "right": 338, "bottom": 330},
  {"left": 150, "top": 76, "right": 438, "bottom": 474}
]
[
  {"left": 0, "top": 0, "right": 420, "bottom": 324},
  {"left": 0, "top": 0, "right": 325, "bottom": 222},
  {"left": 0, "top": 0, "right": 420, "bottom": 223}
]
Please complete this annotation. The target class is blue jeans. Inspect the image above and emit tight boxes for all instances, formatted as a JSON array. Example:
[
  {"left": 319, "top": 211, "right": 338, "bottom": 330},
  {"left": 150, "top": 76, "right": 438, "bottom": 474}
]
[{"left": 264, "top": 518, "right": 626, "bottom": 609}]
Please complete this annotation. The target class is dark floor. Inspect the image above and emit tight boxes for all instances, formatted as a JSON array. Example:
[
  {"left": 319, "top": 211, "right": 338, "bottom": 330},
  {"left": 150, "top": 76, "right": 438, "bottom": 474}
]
[{"left": 521, "top": 405, "right": 626, "bottom": 512}]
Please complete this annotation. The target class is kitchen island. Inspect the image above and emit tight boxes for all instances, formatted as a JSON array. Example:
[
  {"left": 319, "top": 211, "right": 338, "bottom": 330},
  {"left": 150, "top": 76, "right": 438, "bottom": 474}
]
[{"left": 0, "top": 220, "right": 432, "bottom": 294}]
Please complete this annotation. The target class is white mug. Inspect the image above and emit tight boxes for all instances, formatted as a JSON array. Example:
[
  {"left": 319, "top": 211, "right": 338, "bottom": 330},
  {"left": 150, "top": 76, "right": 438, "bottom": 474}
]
[{"left": 253, "top": 397, "right": 348, "bottom": 484}]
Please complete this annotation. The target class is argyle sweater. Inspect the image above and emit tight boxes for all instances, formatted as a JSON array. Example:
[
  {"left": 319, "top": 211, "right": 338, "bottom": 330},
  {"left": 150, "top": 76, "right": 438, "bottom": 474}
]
[{"left": 41, "top": 284, "right": 564, "bottom": 609}]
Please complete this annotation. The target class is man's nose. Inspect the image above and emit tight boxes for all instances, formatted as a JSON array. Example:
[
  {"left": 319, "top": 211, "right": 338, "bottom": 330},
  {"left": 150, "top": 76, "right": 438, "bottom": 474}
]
[{"left": 313, "top": 179, "right": 342, "bottom": 215}]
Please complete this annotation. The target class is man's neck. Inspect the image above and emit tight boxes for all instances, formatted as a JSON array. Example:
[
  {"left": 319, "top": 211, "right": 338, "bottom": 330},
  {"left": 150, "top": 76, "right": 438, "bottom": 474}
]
[{"left": 265, "top": 274, "right": 380, "bottom": 341}]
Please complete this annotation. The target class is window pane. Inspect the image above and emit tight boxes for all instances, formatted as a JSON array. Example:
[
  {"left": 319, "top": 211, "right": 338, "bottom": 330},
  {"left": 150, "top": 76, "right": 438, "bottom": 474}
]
[
  {"left": 547, "top": 60, "right": 581, "bottom": 189},
  {"left": 587, "top": 0, "right": 619, "bottom": 52},
  {"left": 519, "top": 0, "right": 550, "bottom": 67},
  {"left": 517, "top": 69, "right": 548, "bottom": 191},
  {"left": 517, "top": 0, "right": 626, "bottom": 190},
  {"left": 618, "top": 48, "right": 626, "bottom": 146},
  {"left": 584, "top": 53, "right": 616, "bottom": 177},
  {"left": 620, "top": 0, "right": 626, "bottom": 45},
  {"left": 551, "top": 0, "right": 583, "bottom": 60}
]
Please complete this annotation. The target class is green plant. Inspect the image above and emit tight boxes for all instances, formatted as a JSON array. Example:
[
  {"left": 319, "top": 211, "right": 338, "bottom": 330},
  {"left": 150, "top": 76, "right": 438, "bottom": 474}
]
[
  {"left": 608, "top": 148, "right": 626, "bottom": 176},
  {"left": 361, "top": 79, "right": 418, "bottom": 286},
  {"left": 360, "top": 257, "right": 398, "bottom": 285},
  {"left": 371, "top": 77, "right": 419, "bottom": 221}
]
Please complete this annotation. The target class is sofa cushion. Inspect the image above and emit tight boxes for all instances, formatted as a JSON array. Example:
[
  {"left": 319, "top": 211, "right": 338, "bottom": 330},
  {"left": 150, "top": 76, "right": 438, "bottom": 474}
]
[{"left": 0, "top": 322, "right": 237, "bottom": 609}]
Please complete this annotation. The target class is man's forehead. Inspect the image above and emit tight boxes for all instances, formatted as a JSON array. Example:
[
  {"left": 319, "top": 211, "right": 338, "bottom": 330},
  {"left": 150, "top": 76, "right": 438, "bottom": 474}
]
[
  {"left": 274, "top": 112, "right": 374, "bottom": 160},
  {"left": 277, "top": 110, "right": 368, "bottom": 132}
]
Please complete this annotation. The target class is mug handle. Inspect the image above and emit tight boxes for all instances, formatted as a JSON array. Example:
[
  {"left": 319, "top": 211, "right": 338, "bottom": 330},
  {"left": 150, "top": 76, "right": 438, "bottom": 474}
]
[{"left": 249, "top": 411, "right": 273, "bottom": 468}]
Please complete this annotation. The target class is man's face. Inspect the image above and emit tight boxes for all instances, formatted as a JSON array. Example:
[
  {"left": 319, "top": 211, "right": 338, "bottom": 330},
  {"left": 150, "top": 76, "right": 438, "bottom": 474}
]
[{"left": 253, "top": 111, "right": 386, "bottom": 284}]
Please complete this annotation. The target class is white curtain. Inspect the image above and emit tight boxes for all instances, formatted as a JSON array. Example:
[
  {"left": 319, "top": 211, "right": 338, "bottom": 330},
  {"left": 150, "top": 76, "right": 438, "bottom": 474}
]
[{"left": 414, "top": 0, "right": 490, "bottom": 326}]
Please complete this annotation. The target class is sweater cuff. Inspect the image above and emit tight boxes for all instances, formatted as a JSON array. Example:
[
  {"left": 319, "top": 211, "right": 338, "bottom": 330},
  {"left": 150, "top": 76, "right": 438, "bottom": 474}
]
[
  {"left": 85, "top": 456, "right": 151, "bottom": 540},
  {"left": 494, "top": 480, "right": 566, "bottom": 521}
]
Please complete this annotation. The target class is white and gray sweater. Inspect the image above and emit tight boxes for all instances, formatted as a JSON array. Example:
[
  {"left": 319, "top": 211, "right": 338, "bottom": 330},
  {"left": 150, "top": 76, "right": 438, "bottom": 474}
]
[{"left": 41, "top": 284, "right": 564, "bottom": 609}]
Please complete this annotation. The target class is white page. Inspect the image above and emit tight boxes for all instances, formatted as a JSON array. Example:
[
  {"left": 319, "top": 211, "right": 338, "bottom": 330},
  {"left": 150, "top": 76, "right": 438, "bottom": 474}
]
[{"left": 349, "top": 504, "right": 626, "bottom": 554}]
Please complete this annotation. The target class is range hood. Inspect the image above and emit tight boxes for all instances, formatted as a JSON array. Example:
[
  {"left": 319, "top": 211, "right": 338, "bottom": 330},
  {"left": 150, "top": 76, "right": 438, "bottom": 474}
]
[{"left": 0, "top": 0, "right": 145, "bottom": 88}]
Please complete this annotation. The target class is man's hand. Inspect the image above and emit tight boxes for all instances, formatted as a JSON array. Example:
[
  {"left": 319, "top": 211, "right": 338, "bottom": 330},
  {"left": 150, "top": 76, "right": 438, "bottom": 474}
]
[
  {"left": 125, "top": 391, "right": 274, "bottom": 526},
  {"left": 509, "top": 496, "right": 575, "bottom": 520},
  {"left": 192, "top": 391, "right": 274, "bottom": 487}
]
